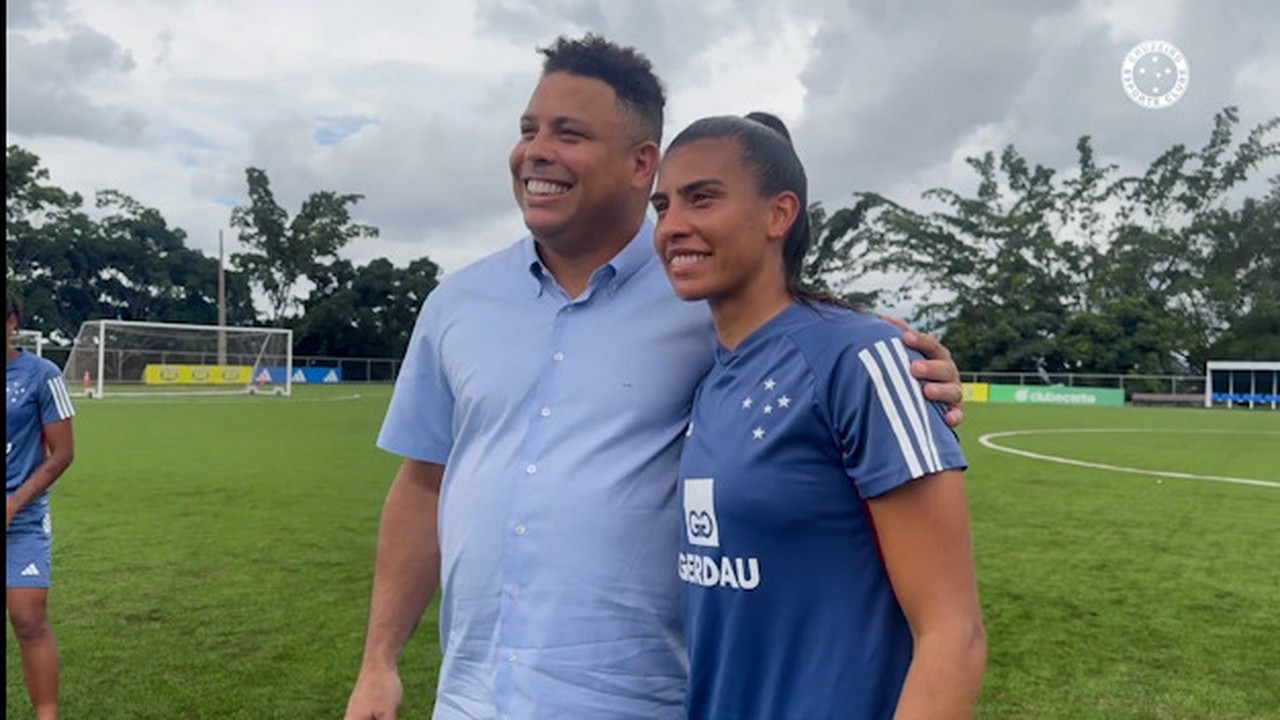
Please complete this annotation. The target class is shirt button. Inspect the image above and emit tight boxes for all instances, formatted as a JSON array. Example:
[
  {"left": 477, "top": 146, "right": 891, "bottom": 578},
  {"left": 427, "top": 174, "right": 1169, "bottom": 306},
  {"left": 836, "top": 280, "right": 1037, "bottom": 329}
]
[
  {"left": 514, "top": 524, "right": 527, "bottom": 536},
  {"left": 539, "top": 407, "right": 551, "bottom": 418},
  {"left": 508, "top": 586, "right": 520, "bottom": 599},
  {"left": 553, "top": 352, "right": 565, "bottom": 362},
  {"left": 507, "top": 652, "right": 518, "bottom": 663},
  {"left": 525, "top": 464, "right": 537, "bottom": 475}
]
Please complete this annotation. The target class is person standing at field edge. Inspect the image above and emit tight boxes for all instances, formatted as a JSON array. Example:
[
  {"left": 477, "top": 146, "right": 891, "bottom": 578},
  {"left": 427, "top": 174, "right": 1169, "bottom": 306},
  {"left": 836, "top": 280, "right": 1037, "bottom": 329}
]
[
  {"left": 345, "top": 34, "right": 967, "bottom": 720},
  {"left": 652, "top": 111, "right": 985, "bottom": 718},
  {"left": 7, "top": 289, "right": 77, "bottom": 720}
]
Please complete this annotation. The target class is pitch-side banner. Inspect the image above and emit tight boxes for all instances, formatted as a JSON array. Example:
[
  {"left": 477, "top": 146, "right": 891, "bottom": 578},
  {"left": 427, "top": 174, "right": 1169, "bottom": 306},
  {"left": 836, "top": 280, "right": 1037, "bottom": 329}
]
[
  {"left": 988, "top": 384, "right": 1125, "bottom": 407},
  {"left": 962, "top": 383, "right": 990, "bottom": 403},
  {"left": 143, "top": 365, "right": 252, "bottom": 385}
]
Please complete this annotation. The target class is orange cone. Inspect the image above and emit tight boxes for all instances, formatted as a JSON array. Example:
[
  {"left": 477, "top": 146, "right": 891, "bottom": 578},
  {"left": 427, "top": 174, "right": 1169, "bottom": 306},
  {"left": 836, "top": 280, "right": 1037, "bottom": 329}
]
[{"left": 82, "top": 371, "right": 92, "bottom": 388}]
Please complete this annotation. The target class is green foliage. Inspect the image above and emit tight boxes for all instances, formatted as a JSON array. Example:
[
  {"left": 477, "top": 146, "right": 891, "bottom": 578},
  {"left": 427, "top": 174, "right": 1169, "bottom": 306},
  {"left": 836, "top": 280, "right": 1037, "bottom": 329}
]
[
  {"left": 7, "top": 148, "right": 439, "bottom": 357},
  {"left": 294, "top": 256, "right": 441, "bottom": 358},
  {"left": 230, "top": 167, "right": 379, "bottom": 322},
  {"left": 801, "top": 200, "right": 882, "bottom": 308},
  {"left": 820, "top": 108, "right": 1279, "bottom": 373},
  {"left": 6, "top": 147, "right": 255, "bottom": 338}
]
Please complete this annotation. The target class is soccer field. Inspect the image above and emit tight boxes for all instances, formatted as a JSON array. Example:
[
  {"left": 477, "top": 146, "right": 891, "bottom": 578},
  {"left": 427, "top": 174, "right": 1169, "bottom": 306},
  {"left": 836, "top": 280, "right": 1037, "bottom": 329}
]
[{"left": 6, "top": 386, "right": 1279, "bottom": 718}]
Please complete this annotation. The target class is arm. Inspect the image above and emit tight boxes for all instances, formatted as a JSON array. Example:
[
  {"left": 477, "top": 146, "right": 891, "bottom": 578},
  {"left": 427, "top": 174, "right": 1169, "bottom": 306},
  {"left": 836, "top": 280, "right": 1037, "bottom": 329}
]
[
  {"left": 345, "top": 459, "right": 445, "bottom": 720},
  {"left": 867, "top": 470, "right": 986, "bottom": 720},
  {"left": 883, "top": 316, "right": 964, "bottom": 428},
  {"left": 6, "top": 418, "right": 74, "bottom": 530}
]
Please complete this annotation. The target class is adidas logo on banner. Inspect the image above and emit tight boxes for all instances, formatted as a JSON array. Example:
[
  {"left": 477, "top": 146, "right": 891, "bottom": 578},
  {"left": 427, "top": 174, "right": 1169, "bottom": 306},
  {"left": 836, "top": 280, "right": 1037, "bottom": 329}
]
[
  {"left": 255, "top": 369, "right": 272, "bottom": 384},
  {"left": 323, "top": 370, "right": 339, "bottom": 383},
  {"left": 292, "top": 369, "right": 307, "bottom": 383},
  {"left": 20, "top": 563, "right": 40, "bottom": 577}
]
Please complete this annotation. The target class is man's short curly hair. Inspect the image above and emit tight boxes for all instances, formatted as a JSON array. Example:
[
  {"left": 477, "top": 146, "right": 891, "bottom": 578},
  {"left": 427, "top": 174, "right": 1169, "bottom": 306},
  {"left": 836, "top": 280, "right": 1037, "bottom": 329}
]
[{"left": 539, "top": 34, "right": 666, "bottom": 145}]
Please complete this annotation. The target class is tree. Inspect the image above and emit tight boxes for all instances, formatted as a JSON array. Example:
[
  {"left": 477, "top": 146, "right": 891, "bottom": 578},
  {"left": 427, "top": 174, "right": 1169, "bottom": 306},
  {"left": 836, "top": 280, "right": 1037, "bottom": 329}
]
[
  {"left": 854, "top": 143, "right": 1094, "bottom": 372},
  {"left": 840, "top": 108, "right": 1278, "bottom": 373},
  {"left": 6, "top": 145, "right": 82, "bottom": 233},
  {"left": 230, "top": 167, "right": 378, "bottom": 322},
  {"left": 6, "top": 146, "right": 256, "bottom": 338},
  {"left": 802, "top": 199, "right": 883, "bottom": 308},
  {"left": 6, "top": 145, "right": 89, "bottom": 334},
  {"left": 93, "top": 190, "right": 255, "bottom": 326},
  {"left": 293, "top": 256, "right": 441, "bottom": 358}
]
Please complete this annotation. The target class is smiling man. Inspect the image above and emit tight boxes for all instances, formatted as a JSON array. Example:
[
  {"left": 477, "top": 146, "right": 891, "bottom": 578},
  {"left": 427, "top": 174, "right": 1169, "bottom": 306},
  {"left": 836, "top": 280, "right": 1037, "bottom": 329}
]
[{"left": 345, "top": 34, "right": 965, "bottom": 720}]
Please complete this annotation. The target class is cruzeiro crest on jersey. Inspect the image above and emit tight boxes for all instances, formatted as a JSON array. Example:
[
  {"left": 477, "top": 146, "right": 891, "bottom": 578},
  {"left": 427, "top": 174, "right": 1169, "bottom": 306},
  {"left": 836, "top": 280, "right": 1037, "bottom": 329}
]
[
  {"left": 679, "top": 477, "right": 760, "bottom": 591},
  {"left": 738, "top": 376, "right": 792, "bottom": 443}
]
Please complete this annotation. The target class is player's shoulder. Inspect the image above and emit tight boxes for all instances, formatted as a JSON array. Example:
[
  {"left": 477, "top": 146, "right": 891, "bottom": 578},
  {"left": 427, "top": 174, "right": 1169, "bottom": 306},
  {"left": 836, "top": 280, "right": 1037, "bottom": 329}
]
[
  {"left": 10, "top": 351, "right": 61, "bottom": 379},
  {"left": 785, "top": 302, "right": 904, "bottom": 356}
]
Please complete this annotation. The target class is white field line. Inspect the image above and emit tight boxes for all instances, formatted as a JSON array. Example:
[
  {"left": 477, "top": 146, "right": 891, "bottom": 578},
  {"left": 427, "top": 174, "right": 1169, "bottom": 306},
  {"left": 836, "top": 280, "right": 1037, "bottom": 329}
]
[{"left": 978, "top": 429, "right": 1280, "bottom": 489}]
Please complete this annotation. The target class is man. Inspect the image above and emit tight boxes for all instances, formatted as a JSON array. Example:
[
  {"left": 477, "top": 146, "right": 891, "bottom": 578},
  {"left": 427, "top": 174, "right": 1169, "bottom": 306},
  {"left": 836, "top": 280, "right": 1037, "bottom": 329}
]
[{"left": 345, "top": 35, "right": 965, "bottom": 720}]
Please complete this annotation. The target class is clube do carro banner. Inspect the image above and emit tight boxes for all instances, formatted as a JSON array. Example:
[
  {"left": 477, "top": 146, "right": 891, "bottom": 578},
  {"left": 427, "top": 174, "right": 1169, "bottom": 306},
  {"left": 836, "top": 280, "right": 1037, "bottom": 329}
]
[{"left": 986, "top": 384, "right": 1125, "bottom": 407}]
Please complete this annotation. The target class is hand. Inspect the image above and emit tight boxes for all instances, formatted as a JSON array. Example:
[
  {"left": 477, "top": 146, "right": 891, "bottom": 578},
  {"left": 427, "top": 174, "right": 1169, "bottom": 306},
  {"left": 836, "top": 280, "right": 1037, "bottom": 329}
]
[
  {"left": 345, "top": 666, "right": 403, "bottom": 720},
  {"left": 883, "top": 316, "right": 964, "bottom": 428}
]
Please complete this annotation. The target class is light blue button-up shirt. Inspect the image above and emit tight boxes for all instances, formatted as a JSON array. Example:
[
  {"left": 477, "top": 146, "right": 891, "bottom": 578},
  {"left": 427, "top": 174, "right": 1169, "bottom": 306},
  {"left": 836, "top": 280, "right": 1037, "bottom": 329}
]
[{"left": 379, "top": 221, "right": 714, "bottom": 719}]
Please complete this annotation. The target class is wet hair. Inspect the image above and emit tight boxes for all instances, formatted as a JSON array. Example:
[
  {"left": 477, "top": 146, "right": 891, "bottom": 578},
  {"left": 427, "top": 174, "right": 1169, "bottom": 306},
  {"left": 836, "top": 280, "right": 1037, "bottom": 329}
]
[
  {"left": 538, "top": 34, "right": 666, "bottom": 144},
  {"left": 667, "top": 111, "right": 844, "bottom": 306},
  {"left": 6, "top": 289, "right": 20, "bottom": 326}
]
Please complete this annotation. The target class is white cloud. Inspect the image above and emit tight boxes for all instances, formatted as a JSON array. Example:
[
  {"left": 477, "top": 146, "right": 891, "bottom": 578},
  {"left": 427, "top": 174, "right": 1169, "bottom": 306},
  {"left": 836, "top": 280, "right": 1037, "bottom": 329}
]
[{"left": 6, "top": 0, "right": 1278, "bottom": 287}]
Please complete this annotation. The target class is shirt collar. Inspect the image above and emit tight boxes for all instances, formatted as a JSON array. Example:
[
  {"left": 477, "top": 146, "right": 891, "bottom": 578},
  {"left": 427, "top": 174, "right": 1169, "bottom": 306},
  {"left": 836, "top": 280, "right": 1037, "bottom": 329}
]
[{"left": 523, "top": 219, "right": 657, "bottom": 298}]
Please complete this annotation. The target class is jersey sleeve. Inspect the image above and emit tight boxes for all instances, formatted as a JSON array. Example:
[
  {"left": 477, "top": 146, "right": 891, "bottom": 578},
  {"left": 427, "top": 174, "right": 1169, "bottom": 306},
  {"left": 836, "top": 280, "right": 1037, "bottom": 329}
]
[
  {"left": 38, "top": 363, "right": 76, "bottom": 427},
  {"left": 827, "top": 332, "right": 966, "bottom": 499},
  {"left": 376, "top": 293, "right": 455, "bottom": 465}
]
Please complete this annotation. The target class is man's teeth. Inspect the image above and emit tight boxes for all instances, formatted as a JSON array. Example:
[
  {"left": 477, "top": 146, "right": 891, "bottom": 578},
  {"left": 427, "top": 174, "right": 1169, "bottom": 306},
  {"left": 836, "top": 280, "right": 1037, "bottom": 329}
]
[
  {"left": 670, "top": 254, "right": 708, "bottom": 267},
  {"left": 526, "top": 179, "right": 571, "bottom": 195}
]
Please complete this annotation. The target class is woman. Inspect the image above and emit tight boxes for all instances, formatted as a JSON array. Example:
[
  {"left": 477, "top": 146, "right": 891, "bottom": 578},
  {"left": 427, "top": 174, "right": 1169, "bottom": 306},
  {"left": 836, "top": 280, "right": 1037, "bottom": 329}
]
[
  {"left": 7, "top": 290, "right": 75, "bottom": 720},
  {"left": 652, "top": 114, "right": 985, "bottom": 719}
]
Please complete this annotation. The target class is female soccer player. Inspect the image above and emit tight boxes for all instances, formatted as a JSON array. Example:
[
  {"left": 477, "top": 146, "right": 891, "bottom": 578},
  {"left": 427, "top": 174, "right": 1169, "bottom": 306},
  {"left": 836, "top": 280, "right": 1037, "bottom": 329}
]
[
  {"left": 651, "top": 114, "right": 986, "bottom": 719},
  {"left": 7, "top": 290, "right": 75, "bottom": 720}
]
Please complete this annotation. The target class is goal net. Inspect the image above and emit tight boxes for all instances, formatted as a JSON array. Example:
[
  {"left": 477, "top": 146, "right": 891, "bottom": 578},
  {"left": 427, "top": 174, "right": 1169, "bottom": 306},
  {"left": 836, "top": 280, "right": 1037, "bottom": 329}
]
[
  {"left": 1204, "top": 361, "right": 1280, "bottom": 409},
  {"left": 13, "top": 329, "right": 45, "bottom": 357},
  {"left": 62, "top": 320, "right": 293, "bottom": 398}
]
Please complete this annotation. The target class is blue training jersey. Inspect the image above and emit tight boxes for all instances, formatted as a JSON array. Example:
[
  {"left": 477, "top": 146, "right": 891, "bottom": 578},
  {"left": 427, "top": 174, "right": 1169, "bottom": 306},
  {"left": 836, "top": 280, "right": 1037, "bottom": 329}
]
[
  {"left": 678, "top": 302, "right": 967, "bottom": 720},
  {"left": 6, "top": 350, "right": 75, "bottom": 523}
]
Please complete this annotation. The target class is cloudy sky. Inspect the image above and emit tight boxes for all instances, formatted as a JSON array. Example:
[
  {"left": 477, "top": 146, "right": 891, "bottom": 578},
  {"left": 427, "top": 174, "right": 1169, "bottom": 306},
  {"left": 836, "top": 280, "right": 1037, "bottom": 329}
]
[{"left": 7, "top": 0, "right": 1279, "bottom": 280}]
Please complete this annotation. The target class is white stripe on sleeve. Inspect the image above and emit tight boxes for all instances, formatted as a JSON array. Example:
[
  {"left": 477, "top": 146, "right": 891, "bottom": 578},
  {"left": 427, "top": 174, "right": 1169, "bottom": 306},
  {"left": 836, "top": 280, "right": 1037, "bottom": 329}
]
[
  {"left": 859, "top": 347, "right": 925, "bottom": 478},
  {"left": 873, "top": 340, "right": 939, "bottom": 474},
  {"left": 889, "top": 338, "right": 944, "bottom": 471},
  {"left": 47, "top": 377, "right": 75, "bottom": 420}
]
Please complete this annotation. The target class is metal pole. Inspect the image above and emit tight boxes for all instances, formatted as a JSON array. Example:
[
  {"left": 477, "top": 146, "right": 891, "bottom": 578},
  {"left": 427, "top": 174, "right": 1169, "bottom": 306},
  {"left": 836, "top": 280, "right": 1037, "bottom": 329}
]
[
  {"left": 96, "top": 320, "right": 106, "bottom": 398},
  {"left": 218, "top": 230, "right": 228, "bottom": 365}
]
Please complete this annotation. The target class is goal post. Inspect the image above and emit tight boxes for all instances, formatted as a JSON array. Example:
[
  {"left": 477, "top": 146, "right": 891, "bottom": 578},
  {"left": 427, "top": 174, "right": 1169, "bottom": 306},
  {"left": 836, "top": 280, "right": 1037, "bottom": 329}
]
[
  {"left": 13, "top": 329, "right": 45, "bottom": 357},
  {"left": 62, "top": 320, "right": 293, "bottom": 398},
  {"left": 1204, "top": 360, "right": 1280, "bottom": 409}
]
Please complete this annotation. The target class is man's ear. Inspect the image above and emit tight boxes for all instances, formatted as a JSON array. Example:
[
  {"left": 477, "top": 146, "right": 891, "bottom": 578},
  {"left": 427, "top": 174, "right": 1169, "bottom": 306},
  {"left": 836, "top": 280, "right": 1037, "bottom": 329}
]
[
  {"left": 632, "top": 140, "right": 660, "bottom": 190},
  {"left": 767, "top": 191, "right": 801, "bottom": 241}
]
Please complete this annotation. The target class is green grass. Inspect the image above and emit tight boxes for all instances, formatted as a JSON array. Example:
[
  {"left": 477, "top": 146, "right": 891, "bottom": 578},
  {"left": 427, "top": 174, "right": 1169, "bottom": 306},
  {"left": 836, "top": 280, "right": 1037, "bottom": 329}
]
[
  {"left": 6, "top": 386, "right": 441, "bottom": 719},
  {"left": 963, "top": 405, "right": 1280, "bottom": 719},
  {"left": 6, "top": 389, "right": 1279, "bottom": 718}
]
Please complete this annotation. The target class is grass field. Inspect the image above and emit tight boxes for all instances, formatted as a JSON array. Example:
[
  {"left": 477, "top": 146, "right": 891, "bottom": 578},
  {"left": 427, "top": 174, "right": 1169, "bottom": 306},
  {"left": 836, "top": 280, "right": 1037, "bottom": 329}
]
[{"left": 6, "top": 386, "right": 1279, "bottom": 719}]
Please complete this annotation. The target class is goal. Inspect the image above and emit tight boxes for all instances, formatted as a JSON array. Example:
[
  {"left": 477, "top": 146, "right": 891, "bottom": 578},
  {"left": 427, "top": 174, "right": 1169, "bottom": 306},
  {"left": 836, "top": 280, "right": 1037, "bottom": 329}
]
[
  {"left": 13, "top": 329, "right": 45, "bottom": 357},
  {"left": 62, "top": 320, "right": 293, "bottom": 398},
  {"left": 1204, "top": 360, "right": 1280, "bottom": 409}
]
